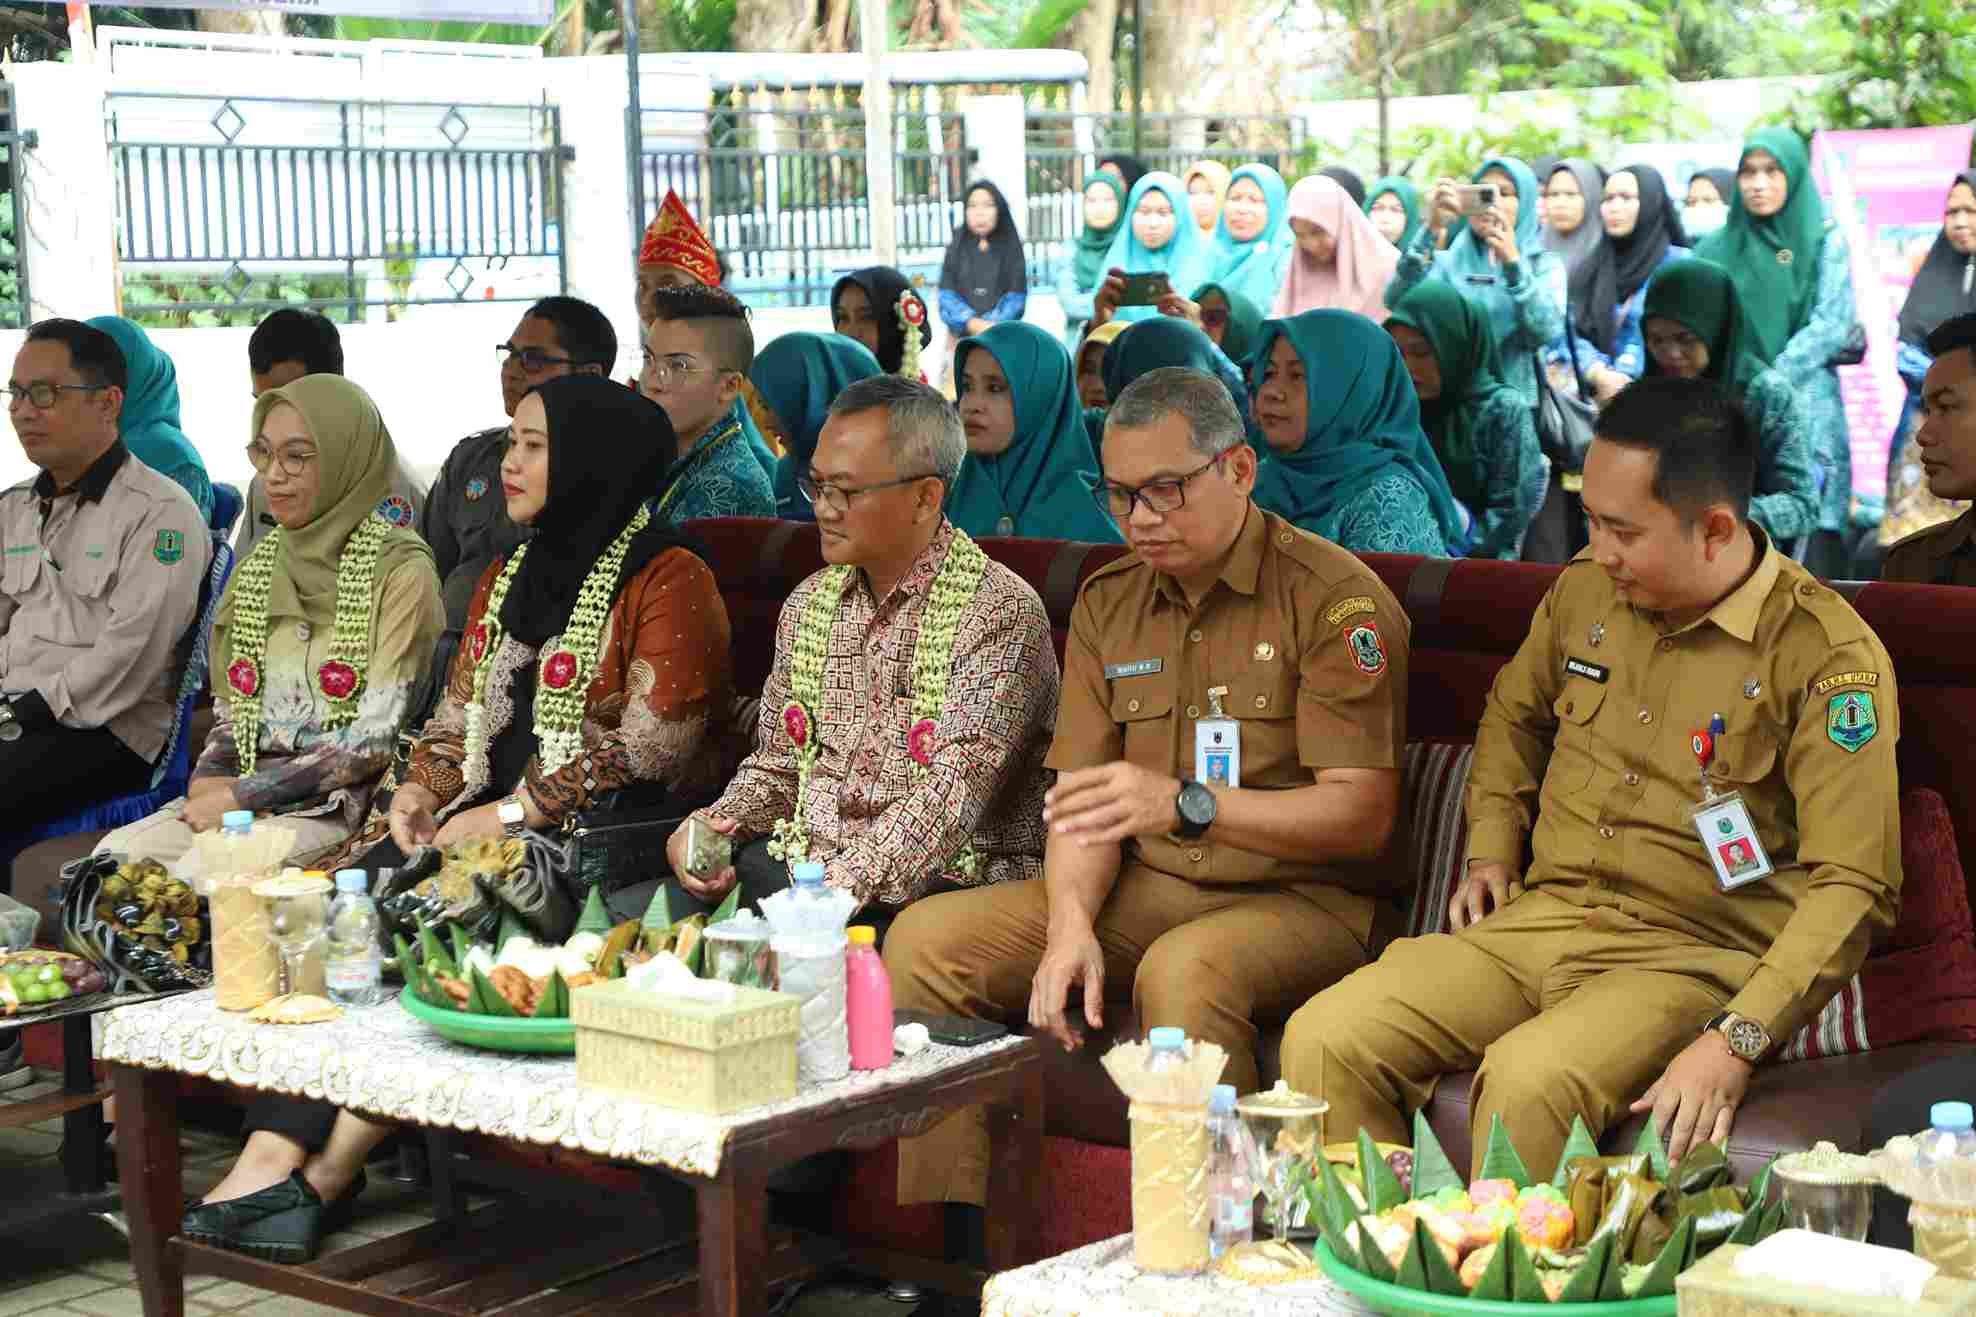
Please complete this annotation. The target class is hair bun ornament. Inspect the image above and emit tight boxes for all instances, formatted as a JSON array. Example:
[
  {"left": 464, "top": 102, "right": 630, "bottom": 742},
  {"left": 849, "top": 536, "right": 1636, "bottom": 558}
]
[{"left": 898, "top": 289, "right": 928, "bottom": 381}]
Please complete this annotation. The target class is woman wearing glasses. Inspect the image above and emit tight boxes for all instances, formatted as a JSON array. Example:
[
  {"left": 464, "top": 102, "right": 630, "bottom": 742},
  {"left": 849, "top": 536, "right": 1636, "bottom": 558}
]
[
  {"left": 747, "top": 330, "right": 884, "bottom": 522},
  {"left": 1249, "top": 310, "right": 1471, "bottom": 557},
  {"left": 93, "top": 375, "right": 443, "bottom": 867}
]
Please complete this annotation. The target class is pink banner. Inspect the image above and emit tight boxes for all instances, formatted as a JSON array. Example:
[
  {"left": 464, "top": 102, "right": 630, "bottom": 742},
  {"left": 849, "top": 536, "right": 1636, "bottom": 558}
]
[{"left": 1812, "top": 125, "right": 1975, "bottom": 502}]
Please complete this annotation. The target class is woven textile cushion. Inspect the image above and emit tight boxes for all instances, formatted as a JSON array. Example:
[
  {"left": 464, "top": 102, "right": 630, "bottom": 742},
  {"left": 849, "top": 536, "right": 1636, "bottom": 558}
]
[{"left": 1400, "top": 741, "right": 1476, "bottom": 939}]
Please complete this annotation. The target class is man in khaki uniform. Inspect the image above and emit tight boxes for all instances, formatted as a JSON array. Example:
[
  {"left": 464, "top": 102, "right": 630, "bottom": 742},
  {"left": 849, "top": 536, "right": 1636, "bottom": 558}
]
[
  {"left": 1283, "top": 376, "right": 1902, "bottom": 1178},
  {"left": 2, "top": 319, "right": 207, "bottom": 827},
  {"left": 1883, "top": 313, "right": 1976, "bottom": 586},
  {"left": 886, "top": 367, "right": 1410, "bottom": 1213}
]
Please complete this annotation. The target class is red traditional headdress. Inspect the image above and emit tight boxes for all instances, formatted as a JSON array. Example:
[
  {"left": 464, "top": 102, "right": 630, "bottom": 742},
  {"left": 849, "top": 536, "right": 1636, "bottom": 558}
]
[{"left": 638, "top": 190, "right": 722, "bottom": 286}]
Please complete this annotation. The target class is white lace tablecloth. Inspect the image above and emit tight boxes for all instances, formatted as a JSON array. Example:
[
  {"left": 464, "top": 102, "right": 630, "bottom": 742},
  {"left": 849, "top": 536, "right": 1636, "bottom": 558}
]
[
  {"left": 982, "top": 1235, "right": 1379, "bottom": 1317},
  {"left": 97, "top": 989, "right": 1024, "bottom": 1178}
]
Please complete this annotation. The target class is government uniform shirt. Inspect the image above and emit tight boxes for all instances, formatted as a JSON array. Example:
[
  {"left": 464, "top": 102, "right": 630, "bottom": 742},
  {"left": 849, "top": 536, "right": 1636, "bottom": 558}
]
[
  {"left": 1880, "top": 508, "right": 1976, "bottom": 587},
  {"left": 419, "top": 426, "right": 526, "bottom": 633},
  {"left": 1049, "top": 504, "right": 1411, "bottom": 912},
  {"left": 0, "top": 441, "right": 207, "bottom": 761},
  {"left": 1466, "top": 530, "right": 1902, "bottom": 1047}
]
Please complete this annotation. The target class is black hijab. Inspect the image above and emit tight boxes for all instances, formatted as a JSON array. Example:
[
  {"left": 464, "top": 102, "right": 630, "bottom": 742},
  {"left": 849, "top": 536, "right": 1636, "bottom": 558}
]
[
  {"left": 498, "top": 375, "right": 693, "bottom": 648},
  {"left": 1899, "top": 172, "right": 1976, "bottom": 350},
  {"left": 1693, "top": 167, "right": 1735, "bottom": 207},
  {"left": 832, "top": 266, "right": 931, "bottom": 374},
  {"left": 940, "top": 179, "right": 1028, "bottom": 315},
  {"left": 1319, "top": 166, "right": 1368, "bottom": 209},
  {"left": 1609, "top": 163, "right": 1689, "bottom": 309},
  {"left": 1099, "top": 153, "right": 1149, "bottom": 191}
]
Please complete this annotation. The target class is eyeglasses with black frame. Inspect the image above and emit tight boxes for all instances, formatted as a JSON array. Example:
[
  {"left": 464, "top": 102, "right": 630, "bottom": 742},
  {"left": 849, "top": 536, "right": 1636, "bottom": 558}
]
[
  {"left": 1086, "top": 451, "right": 1231, "bottom": 520},
  {"left": 798, "top": 470, "right": 939, "bottom": 515},
  {"left": 4, "top": 381, "right": 109, "bottom": 410},
  {"left": 496, "top": 344, "right": 575, "bottom": 373}
]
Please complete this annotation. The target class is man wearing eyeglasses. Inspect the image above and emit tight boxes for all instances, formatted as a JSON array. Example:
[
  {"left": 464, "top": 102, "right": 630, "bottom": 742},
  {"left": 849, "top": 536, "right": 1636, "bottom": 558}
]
[
  {"left": 668, "top": 374, "right": 1056, "bottom": 928},
  {"left": 0, "top": 318, "right": 207, "bottom": 827},
  {"left": 638, "top": 285, "right": 775, "bottom": 520},
  {"left": 888, "top": 367, "right": 1409, "bottom": 1223}
]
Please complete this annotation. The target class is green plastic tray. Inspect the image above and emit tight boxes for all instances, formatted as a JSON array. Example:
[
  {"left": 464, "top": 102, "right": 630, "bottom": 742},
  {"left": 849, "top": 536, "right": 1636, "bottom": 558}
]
[
  {"left": 397, "top": 986, "right": 575, "bottom": 1054},
  {"left": 1312, "top": 1241, "right": 1677, "bottom": 1317}
]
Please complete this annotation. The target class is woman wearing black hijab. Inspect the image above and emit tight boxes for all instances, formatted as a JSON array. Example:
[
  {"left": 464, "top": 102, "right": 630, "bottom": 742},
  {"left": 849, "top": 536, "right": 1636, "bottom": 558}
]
[
  {"left": 1884, "top": 170, "right": 1976, "bottom": 548},
  {"left": 1098, "top": 152, "right": 1149, "bottom": 192},
  {"left": 1319, "top": 165, "right": 1368, "bottom": 209},
  {"left": 831, "top": 265, "right": 933, "bottom": 376},
  {"left": 1555, "top": 162, "right": 1690, "bottom": 403},
  {"left": 937, "top": 178, "right": 1029, "bottom": 340}
]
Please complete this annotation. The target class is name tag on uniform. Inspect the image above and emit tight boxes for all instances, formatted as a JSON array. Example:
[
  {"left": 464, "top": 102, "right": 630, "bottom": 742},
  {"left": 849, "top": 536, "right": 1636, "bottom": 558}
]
[
  {"left": 1692, "top": 793, "right": 1774, "bottom": 892},
  {"left": 1105, "top": 658, "right": 1162, "bottom": 680},
  {"left": 1564, "top": 657, "right": 1609, "bottom": 683},
  {"left": 1195, "top": 717, "right": 1241, "bottom": 788}
]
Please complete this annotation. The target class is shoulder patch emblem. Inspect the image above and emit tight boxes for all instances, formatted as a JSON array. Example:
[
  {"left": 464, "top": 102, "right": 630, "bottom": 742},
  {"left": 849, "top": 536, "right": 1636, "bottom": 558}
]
[
  {"left": 1345, "top": 622, "right": 1386, "bottom": 676},
  {"left": 152, "top": 529, "right": 184, "bottom": 565},
  {"left": 1826, "top": 691, "right": 1878, "bottom": 753},
  {"left": 376, "top": 494, "right": 415, "bottom": 528},
  {"left": 1812, "top": 670, "right": 1878, "bottom": 696},
  {"left": 1324, "top": 595, "right": 1377, "bottom": 627},
  {"left": 464, "top": 476, "right": 488, "bottom": 503}
]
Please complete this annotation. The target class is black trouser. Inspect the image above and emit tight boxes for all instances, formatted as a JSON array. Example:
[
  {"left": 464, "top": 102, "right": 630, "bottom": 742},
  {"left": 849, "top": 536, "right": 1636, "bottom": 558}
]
[
  {"left": 2, "top": 722, "right": 151, "bottom": 832},
  {"left": 242, "top": 1093, "right": 340, "bottom": 1155},
  {"left": 1863, "top": 1054, "right": 1976, "bottom": 1249},
  {"left": 1521, "top": 471, "right": 1585, "bottom": 565}
]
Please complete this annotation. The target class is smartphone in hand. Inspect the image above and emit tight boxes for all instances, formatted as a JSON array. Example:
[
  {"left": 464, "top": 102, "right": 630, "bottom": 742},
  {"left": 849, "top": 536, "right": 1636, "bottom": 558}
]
[{"left": 1115, "top": 271, "right": 1173, "bottom": 307}]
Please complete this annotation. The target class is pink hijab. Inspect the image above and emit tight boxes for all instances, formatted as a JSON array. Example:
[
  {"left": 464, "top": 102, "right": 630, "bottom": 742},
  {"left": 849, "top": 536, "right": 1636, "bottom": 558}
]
[{"left": 1272, "top": 175, "right": 1401, "bottom": 322}]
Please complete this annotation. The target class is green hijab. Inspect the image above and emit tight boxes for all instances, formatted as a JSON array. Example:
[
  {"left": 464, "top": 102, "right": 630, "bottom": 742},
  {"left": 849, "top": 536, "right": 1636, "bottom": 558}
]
[
  {"left": 1693, "top": 128, "right": 1827, "bottom": 361},
  {"left": 213, "top": 375, "right": 435, "bottom": 684},
  {"left": 1640, "top": 257, "right": 1771, "bottom": 397},
  {"left": 1205, "top": 163, "right": 1291, "bottom": 314},
  {"left": 1191, "top": 281, "right": 1265, "bottom": 367},
  {"left": 947, "top": 321, "right": 1122, "bottom": 544},
  {"left": 1384, "top": 279, "right": 1519, "bottom": 514},
  {"left": 1101, "top": 316, "right": 1248, "bottom": 418},
  {"left": 84, "top": 316, "right": 208, "bottom": 505},
  {"left": 1438, "top": 157, "right": 1546, "bottom": 342},
  {"left": 1103, "top": 172, "right": 1214, "bottom": 325},
  {"left": 750, "top": 332, "right": 883, "bottom": 521},
  {"left": 1249, "top": 310, "right": 1470, "bottom": 554},
  {"left": 1366, "top": 176, "right": 1424, "bottom": 249},
  {"left": 1072, "top": 173, "right": 1128, "bottom": 295}
]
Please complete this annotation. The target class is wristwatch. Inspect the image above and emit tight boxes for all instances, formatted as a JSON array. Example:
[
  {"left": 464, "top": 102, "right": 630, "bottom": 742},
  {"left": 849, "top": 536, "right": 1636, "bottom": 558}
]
[
  {"left": 1706, "top": 1010, "right": 1771, "bottom": 1063},
  {"left": 0, "top": 700, "right": 18, "bottom": 744},
  {"left": 1174, "top": 779, "right": 1217, "bottom": 841},
  {"left": 496, "top": 795, "right": 528, "bottom": 838}
]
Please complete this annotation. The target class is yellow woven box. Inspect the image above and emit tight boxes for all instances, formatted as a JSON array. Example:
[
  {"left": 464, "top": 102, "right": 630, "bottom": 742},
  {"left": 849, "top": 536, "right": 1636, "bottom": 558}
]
[
  {"left": 1676, "top": 1243, "right": 1976, "bottom": 1316},
  {"left": 572, "top": 979, "right": 800, "bottom": 1115}
]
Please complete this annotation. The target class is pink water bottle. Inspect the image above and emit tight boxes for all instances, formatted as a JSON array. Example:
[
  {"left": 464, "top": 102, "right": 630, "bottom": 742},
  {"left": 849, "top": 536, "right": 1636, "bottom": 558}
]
[{"left": 846, "top": 925, "right": 894, "bottom": 1071}]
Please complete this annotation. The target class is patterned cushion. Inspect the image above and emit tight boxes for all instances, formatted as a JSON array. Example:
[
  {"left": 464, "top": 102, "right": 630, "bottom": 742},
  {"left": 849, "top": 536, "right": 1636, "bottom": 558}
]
[{"left": 1400, "top": 741, "right": 1475, "bottom": 939}]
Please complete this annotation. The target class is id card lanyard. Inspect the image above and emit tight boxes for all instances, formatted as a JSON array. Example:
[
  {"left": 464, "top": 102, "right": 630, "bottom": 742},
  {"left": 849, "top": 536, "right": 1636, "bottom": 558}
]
[
  {"left": 1689, "top": 712, "right": 1774, "bottom": 892},
  {"left": 1195, "top": 685, "right": 1241, "bottom": 789}
]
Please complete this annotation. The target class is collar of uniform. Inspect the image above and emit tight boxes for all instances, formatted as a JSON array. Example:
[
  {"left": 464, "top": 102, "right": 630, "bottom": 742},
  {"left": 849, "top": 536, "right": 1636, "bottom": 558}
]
[
  {"left": 1920, "top": 507, "right": 1976, "bottom": 560},
  {"left": 1687, "top": 527, "right": 1782, "bottom": 645},
  {"left": 1153, "top": 502, "right": 1265, "bottom": 608},
  {"left": 858, "top": 516, "right": 955, "bottom": 608},
  {"left": 31, "top": 440, "right": 129, "bottom": 505}
]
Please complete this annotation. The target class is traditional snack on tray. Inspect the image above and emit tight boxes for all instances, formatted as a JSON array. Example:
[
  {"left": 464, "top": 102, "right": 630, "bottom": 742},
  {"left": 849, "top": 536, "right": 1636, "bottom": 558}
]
[{"left": 251, "top": 993, "right": 344, "bottom": 1024}]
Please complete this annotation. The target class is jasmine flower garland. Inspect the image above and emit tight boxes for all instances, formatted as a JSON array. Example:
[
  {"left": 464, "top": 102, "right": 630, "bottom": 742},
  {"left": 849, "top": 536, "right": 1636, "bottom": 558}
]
[
  {"left": 770, "top": 528, "right": 987, "bottom": 879},
  {"left": 464, "top": 504, "right": 651, "bottom": 781},
  {"left": 222, "top": 515, "right": 390, "bottom": 777}
]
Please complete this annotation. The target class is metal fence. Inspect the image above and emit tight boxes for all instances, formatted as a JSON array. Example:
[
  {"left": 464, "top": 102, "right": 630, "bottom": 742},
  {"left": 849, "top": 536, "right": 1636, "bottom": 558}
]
[
  {"left": 104, "top": 92, "right": 567, "bottom": 324},
  {"left": 0, "top": 84, "right": 32, "bottom": 331}
]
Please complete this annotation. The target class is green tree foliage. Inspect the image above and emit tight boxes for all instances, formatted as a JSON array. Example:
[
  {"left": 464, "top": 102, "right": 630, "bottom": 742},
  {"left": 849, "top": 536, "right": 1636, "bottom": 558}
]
[{"left": 1779, "top": 0, "right": 1976, "bottom": 132}]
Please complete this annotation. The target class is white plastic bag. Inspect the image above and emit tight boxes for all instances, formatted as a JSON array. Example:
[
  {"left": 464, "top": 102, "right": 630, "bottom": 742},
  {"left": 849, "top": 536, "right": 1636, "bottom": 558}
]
[{"left": 773, "top": 932, "right": 849, "bottom": 1085}]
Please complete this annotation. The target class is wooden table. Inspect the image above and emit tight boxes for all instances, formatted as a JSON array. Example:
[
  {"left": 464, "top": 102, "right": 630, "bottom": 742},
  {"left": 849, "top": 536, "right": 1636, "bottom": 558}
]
[{"left": 101, "top": 992, "right": 1045, "bottom": 1316}]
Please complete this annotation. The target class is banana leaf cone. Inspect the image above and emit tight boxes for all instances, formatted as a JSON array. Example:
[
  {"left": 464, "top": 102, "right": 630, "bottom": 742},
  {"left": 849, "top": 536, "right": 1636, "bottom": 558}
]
[{"left": 1315, "top": 1113, "right": 1784, "bottom": 1303}]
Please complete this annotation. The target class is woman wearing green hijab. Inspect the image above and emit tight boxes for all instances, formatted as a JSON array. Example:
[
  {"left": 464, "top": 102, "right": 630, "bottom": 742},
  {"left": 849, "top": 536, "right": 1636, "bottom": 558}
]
[
  {"left": 1248, "top": 310, "right": 1470, "bottom": 556},
  {"left": 1057, "top": 173, "right": 1127, "bottom": 347},
  {"left": 1101, "top": 172, "right": 1214, "bottom": 326},
  {"left": 84, "top": 315, "right": 214, "bottom": 523},
  {"left": 749, "top": 332, "right": 884, "bottom": 522},
  {"left": 1366, "top": 177, "right": 1424, "bottom": 250},
  {"left": 1641, "top": 257, "right": 1819, "bottom": 551},
  {"left": 949, "top": 321, "right": 1122, "bottom": 544},
  {"left": 1384, "top": 281, "right": 1547, "bottom": 559},
  {"left": 1201, "top": 163, "right": 1291, "bottom": 316},
  {"left": 1695, "top": 127, "right": 1861, "bottom": 563},
  {"left": 1389, "top": 157, "right": 1567, "bottom": 406},
  {"left": 1190, "top": 280, "right": 1265, "bottom": 368}
]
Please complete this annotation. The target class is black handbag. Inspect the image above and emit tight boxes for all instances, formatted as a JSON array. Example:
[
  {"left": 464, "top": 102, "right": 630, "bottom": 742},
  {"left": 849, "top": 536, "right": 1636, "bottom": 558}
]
[
  {"left": 561, "top": 780, "right": 715, "bottom": 898},
  {"left": 1533, "top": 307, "right": 1600, "bottom": 477}
]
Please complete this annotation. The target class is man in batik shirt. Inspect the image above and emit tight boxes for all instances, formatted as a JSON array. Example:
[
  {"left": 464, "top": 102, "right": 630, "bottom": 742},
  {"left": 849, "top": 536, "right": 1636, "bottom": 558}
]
[{"left": 666, "top": 375, "right": 1057, "bottom": 917}]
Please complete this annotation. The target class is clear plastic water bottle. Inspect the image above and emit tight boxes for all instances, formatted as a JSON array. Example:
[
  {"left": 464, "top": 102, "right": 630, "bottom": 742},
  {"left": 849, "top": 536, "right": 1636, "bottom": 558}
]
[
  {"left": 1146, "top": 1026, "right": 1189, "bottom": 1072},
  {"left": 323, "top": 870, "right": 385, "bottom": 1007},
  {"left": 220, "top": 810, "right": 254, "bottom": 837},
  {"left": 1207, "top": 1083, "right": 1255, "bottom": 1259},
  {"left": 791, "top": 861, "right": 827, "bottom": 904},
  {"left": 1917, "top": 1101, "right": 1976, "bottom": 1171}
]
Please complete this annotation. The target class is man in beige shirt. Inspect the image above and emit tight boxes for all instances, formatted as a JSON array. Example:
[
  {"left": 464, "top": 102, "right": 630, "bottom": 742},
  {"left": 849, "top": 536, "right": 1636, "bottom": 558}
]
[{"left": 2, "top": 318, "right": 207, "bottom": 828}]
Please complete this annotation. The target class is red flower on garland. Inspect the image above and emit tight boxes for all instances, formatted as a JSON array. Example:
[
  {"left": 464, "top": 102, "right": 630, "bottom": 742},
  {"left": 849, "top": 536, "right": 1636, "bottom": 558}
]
[
  {"left": 227, "top": 658, "right": 260, "bottom": 698},
  {"left": 908, "top": 718, "right": 937, "bottom": 767},
  {"left": 317, "top": 660, "right": 359, "bottom": 702},
  {"left": 543, "top": 650, "right": 579, "bottom": 690},
  {"left": 901, "top": 295, "right": 926, "bottom": 326},
  {"left": 467, "top": 622, "right": 489, "bottom": 665},
  {"left": 783, "top": 700, "right": 811, "bottom": 749}
]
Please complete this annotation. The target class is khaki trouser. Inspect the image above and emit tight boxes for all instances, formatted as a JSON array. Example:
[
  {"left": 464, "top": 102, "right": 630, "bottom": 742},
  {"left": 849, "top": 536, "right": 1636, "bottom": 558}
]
[
  {"left": 98, "top": 804, "right": 351, "bottom": 875},
  {"left": 1279, "top": 888, "right": 1760, "bottom": 1180},
  {"left": 885, "top": 863, "right": 1375, "bottom": 1207}
]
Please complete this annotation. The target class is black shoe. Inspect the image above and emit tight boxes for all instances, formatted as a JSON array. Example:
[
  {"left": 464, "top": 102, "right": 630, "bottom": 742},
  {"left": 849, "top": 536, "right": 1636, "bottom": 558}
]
[{"left": 179, "top": 1169, "right": 362, "bottom": 1265}]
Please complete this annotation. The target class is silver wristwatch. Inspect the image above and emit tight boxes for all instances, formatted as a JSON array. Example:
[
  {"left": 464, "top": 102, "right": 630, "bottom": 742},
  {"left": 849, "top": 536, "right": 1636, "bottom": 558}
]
[
  {"left": 496, "top": 796, "right": 527, "bottom": 838},
  {"left": 0, "top": 700, "right": 19, "bottom": 744}
]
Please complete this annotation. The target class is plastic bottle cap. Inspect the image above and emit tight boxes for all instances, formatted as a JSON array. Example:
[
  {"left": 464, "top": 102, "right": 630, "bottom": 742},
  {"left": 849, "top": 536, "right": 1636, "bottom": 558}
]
[
  {"left": 221, "top": 810, "right": 254, "bottom": 830},
  {"left": 1209, "top": 1083, "right": 1237, "bottom": 1114},
  {"left": 847, "top": 925, "right": 876, "bottom": 945},
  {"left": 1932, "top": 1101, "right": 1975, "bottom": 1130},
  {"left": 334, "top": 869, "right": 368, "bottom": 893},
  {"left": 1147, "top": 1026, "right": 1187, "bottom": 1051},
  {"left": 792, "top": 861, "right": 826, "bottom": 886}
]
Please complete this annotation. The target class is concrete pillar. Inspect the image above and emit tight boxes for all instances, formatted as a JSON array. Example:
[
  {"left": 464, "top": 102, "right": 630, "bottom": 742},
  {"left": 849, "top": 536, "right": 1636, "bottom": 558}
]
[
  {"left": 960, "top": 94, "right": 1029, "bottom": 236},
  {"left": 8, "top": 62, "right": 118, "bottom": 322}
]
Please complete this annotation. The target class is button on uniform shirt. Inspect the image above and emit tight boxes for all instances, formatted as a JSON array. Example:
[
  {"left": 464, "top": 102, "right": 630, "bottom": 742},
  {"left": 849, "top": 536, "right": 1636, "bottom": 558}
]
[
  {"left": 1048, "top": 505, "right": 1411, "bottom": 933},
  {"left": 1466, "top": 531, "right": 1902, "bottom": 1046},
  {"left": 0, "top": 441, "right": 208, "bottom": 761},
  {"left": 420, "top": 426, "right": 527, "bottom": 633},
  {"left": 711, "top": 519, "right": 1058, "bottom": 906},
  {"left": 1881, "top": 508, "right": 1976, "bottom": 587}
]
